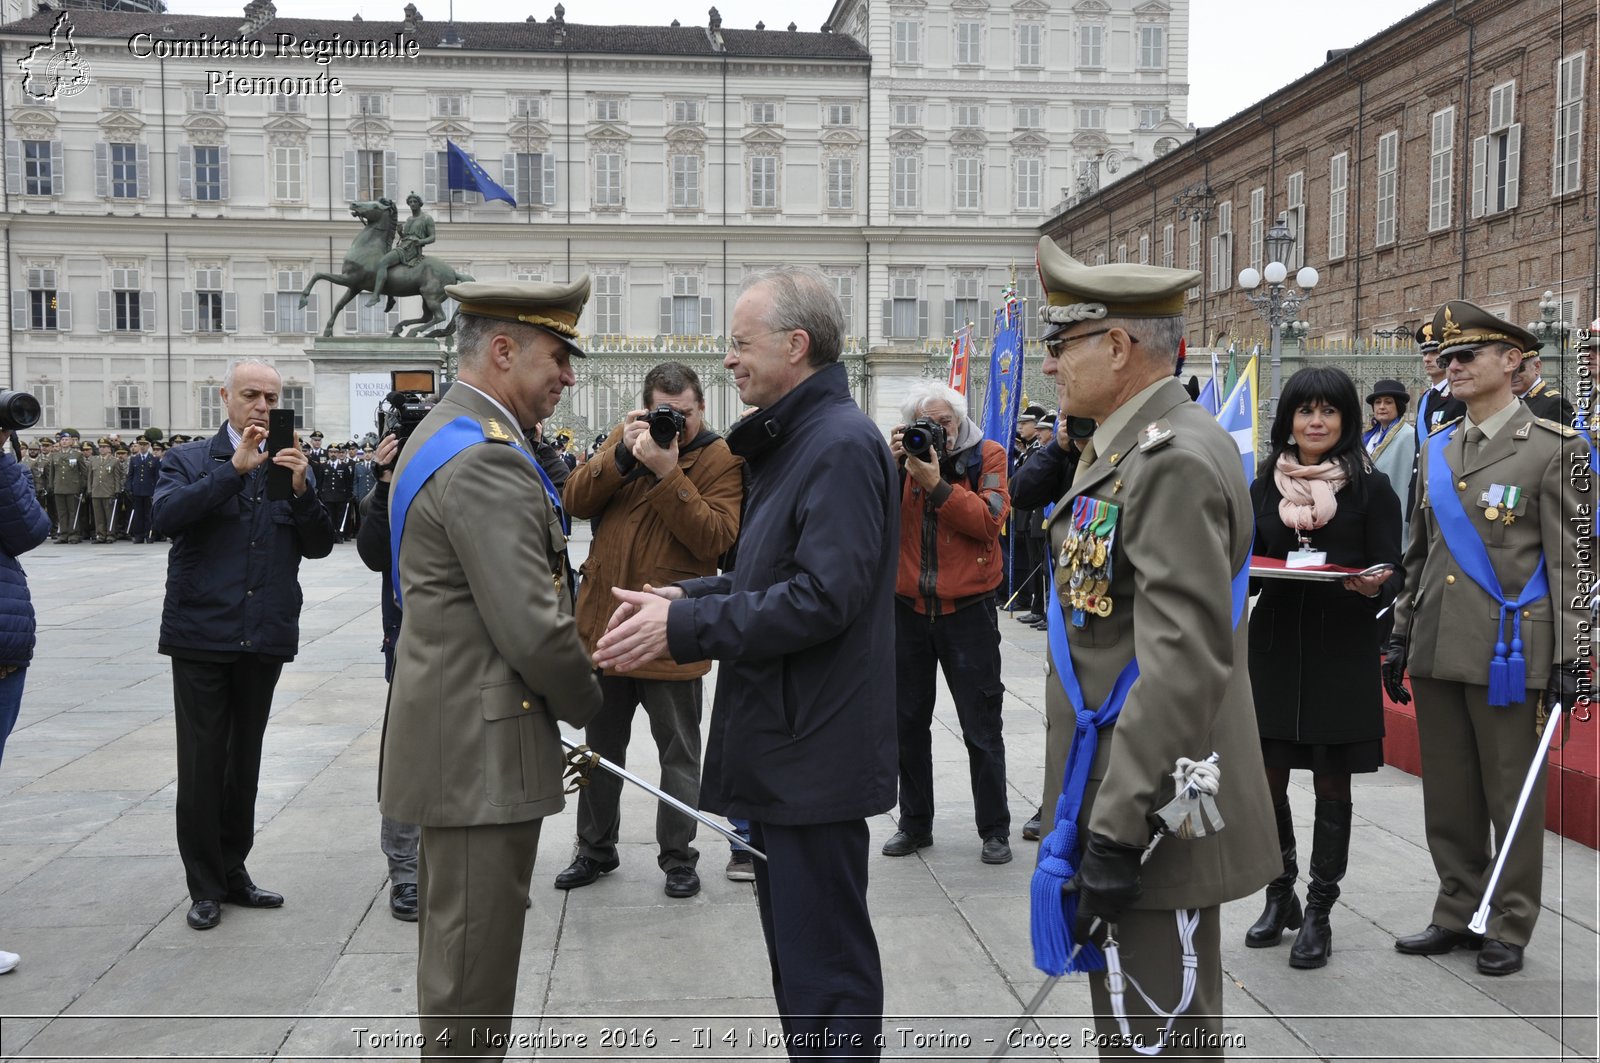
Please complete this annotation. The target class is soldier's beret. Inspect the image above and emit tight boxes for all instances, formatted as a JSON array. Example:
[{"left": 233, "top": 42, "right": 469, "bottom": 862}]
[
  {"left": 1433, "top": 300, "right": 1540, "bottom": 358},
  {"left": 1036, "top": 236, "right": 1201, "bottom": 343},
  {"left": 446, "top": 277, "right": 592, "bottom": 358}
]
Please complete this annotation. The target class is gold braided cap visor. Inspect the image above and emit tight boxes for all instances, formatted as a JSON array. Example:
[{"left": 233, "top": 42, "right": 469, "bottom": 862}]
[
  {"left": 455, "top": 301, "right": 581, "bottom": 338},
  {"left": 1044, "top": 291, "right": 1188, "bottom": 318},
  {"left": 1439, "top": 331, "right": 1530, "bottom": 357}
]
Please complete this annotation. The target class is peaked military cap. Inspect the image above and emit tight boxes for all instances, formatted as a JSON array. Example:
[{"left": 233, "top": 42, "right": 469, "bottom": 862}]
[
  {"left": 1036, "top": 236, "right": 1201, "bottom": 342},
  {"left": 1018, "top": 403, "right": 1046, "bottom": 423},
  {"left": 1414, "top": 322, "right": 1439, "bottom": 353},
  {"left": 1433, "top": 300, "right": 1540, "bottom": 359},
  {"left": 447, "top": 277, "right": 592, "bottom": 358}
]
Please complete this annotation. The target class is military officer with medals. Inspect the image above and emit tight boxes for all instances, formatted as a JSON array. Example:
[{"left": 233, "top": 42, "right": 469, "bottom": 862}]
[
  {"left": 1511, "top": 350, "right": 1575, "bottom": 426},
  {"left": 1031, "top": 237, "right": 1277, "bottom": 1055},
  {"left": 382, "top": 278, "right": 603, "bottom": 1056},
  {"left": 1383, "top": 301, "right": 1592, "bottom": 977}
]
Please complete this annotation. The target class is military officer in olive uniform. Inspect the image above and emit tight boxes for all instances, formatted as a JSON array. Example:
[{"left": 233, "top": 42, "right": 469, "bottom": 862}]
[
  {"left": 1033, "top": 238, "right": 1278, "bottom": 1055},
  {"left": 381, "top": 278, "right": 603, "bottom": 1057},
  {"left": 49, "top": 437, "right": 88, "bottom": 543},
  {"left": 1383, "top": 302, "right": 1591, "bottom": 976}
]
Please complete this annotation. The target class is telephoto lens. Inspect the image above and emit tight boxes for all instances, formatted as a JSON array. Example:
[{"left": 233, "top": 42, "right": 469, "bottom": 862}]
[{"left": 0, "top": 390, "right": 41, "bottom": 432}]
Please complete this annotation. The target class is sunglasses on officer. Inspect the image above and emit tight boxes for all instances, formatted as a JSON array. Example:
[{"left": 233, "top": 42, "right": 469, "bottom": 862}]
[
  {"left": 1043, "top": 327, "right": 1140, "bottom": 358},
  {"left": 1436, "top": 342, "right": 1511, "bottom": 368}
]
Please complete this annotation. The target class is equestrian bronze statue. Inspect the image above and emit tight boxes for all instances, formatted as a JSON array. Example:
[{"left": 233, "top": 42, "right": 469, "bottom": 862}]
[{"left": 298, "top": 196, "right": 473, "bottom": 339}]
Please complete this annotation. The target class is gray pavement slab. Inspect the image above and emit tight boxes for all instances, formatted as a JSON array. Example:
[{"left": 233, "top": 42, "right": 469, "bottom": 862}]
[{"left": 0, "top": 540, "right": 1596, "bottom": 1062}]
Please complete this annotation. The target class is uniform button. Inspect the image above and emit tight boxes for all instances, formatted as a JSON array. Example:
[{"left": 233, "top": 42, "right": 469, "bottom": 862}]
[
  {"left": 1446, "top": 574, "right": 1456, "bottom": 585},
  {"left": 246, "top": 590, "right": 253, "bottom": 597},
  {"left": 243, "top": 639, "right": 252, "bottom": 647},
  {"left": 521, "top": 700, "right": 531, "bottom": 710},
  {"left": 1457, "top": 481, "right": 1467, "bottom": 490},
  {"left": 677, "top": 488, "right": 689, "bottom": 500},
  {"left": 1523, "top": 610, "right": 1532, "bottom": 618}
]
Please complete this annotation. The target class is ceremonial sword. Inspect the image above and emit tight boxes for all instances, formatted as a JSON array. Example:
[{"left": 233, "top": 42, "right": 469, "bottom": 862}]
[{"left": 560, "top": 736, "right": 766, "bottom": 861}]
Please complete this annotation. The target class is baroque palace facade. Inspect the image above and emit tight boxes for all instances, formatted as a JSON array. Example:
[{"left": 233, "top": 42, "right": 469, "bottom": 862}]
[{"left": 0, "top": 0, "right": 1191, "bottom": 437}]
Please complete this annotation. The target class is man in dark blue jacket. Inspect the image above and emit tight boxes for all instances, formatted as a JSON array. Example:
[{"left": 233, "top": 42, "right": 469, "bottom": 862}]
[
  {"left": 153, "top": 358, "right": 334, "bottom": 932},
  {"left": 126, "top": 438, "right": 160, "bottom": 543},
  {"left": 597, "top": 266, "right": 898, "bottom": 1058},
  {"left": 0, "top": 427, "right": 52, "bottom": 976}
]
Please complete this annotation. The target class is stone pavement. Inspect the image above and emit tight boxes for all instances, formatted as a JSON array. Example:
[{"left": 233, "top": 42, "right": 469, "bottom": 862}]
[{"left": 0, "top": 537, "right": 1595, "bottom": 1062}]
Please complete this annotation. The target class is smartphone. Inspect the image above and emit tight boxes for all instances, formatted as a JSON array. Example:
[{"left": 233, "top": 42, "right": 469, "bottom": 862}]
[{"left": 266, "top": 408, "right": 296, "bottom": 501}]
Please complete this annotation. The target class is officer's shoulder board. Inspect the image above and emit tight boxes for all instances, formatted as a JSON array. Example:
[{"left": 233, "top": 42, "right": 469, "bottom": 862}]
[
  {"left": 482, "top": 417, "right": 518, "bottom": 444},
  {"left": 1428, "top": 415, "right": 1463, "bottom": 436},
  {"left": 1528, "top": 416, "right": 1579, "bottom": 439},
  {"left": 1135, "top": 419, "right": 1177, "bottom": 453}
]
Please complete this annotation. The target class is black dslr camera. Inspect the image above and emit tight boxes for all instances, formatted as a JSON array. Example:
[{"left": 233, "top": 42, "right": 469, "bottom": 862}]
[
  {"left": 374, "top": 369, "right": 438, "bottom": 469},
  {"left": 639, "top": 404, "right": 687, "bottom": 447},
  {"left": 901, "top": 418, "right": 947, "bottom": 461},
  {"left": 0, "top": 390, "right": 41, "bottom": 432}
]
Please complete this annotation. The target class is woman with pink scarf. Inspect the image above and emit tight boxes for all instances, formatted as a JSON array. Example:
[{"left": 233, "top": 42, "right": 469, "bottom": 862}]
[{"left": 1242, "top": 366, "right": 1403, "bottom": 971}]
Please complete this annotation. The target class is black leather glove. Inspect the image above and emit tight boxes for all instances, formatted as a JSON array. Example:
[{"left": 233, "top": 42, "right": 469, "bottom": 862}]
[
  {"left": 1382, "top": 637, "right": 1411, "bottom": 705},
  {"left": 1548, "top": 662, "right": 1585, "bottom": 713},
  {"left": 1068, "top": 832, "right": 1145, "bottom": 941}
]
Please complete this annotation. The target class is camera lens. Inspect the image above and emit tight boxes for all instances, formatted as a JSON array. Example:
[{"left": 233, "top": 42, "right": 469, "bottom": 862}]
[{"left": 0, "top": 390, "right": 41, "bottom": 431}]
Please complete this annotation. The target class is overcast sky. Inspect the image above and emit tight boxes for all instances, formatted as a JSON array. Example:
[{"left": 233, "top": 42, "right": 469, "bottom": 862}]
[{"left": 168, "top": 0, "right": 1436, "bottom": 127}]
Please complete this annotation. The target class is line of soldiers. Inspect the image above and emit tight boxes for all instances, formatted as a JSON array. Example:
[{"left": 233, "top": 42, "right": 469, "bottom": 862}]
[{"left": 26, "top": 433, "right": 163, "bottom": 544}]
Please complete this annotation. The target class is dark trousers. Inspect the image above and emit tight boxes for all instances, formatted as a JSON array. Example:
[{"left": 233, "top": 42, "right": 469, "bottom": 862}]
[
  {"left": 751, "top": 819, "right": 882, "bottom": 1059},
  {"left": 576, "top": 673, "right": 702, "bottom": 870},
  {"left": 1012, "top": 533, "right": 1040, "bottom": 611},
  {"left": 894, "top": 599, "right": 1010, "bottom": 839},
  {"left": 41, "top": 494, "right": 57, "bottom": 537},
  {"left": 130, "top": 495, "right": 153, "bottom": 541},
  {"left": 171, "top": 654, "right": 283, "bottom": 901}
]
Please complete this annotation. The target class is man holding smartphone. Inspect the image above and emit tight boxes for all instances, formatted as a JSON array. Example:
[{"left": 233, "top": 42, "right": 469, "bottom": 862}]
[{"left": 153, "top": 358, "right": 334, "bottom": 932}]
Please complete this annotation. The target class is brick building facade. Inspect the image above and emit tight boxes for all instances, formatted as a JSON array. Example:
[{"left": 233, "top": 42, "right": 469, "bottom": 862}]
[{"left": 1043, "top": 0, "right": 1596, "bottom": 359}]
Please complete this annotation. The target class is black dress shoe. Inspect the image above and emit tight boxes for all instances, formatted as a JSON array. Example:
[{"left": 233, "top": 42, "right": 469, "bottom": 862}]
[
  {"left": 1031, "top": 619, "right": 1050, "bottom": 631},
  {"left": 224, "top": 883, "right": 284, "bottom": 908},
  {"left": 981, "top": 837, "right": 1013, "bottom": 864},
  {"left": 1394, "top": 924, "right": 1484, "bottom": 955},
  {"left": 1016, "top": 612, "right": 1044, "bottom": 625},
  {"left": 1477, "top": 939, "right": 1524, "bottom": 976},
  {"left": 664, "top": 867, "right": 701, "bottom": 898},
  {"left": 882, "top": 831, "right": 933, "bottom": 857},
  {"left": 187, "top": 899, "right": 222, "bottom": 930},
  {"left": 554, "top": 855, "right": 619, "bottom": 890},
  {"left": 1021, "top": 809, "right": 1043, "bottom": 842},
  {"left": 389, "top": 882, "right": 418, "bottom": 922}
]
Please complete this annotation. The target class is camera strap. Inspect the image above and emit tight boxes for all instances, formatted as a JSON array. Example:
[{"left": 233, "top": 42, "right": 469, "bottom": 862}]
[{"left": 390, "top": 416, "right": 564, "bottom": 609}]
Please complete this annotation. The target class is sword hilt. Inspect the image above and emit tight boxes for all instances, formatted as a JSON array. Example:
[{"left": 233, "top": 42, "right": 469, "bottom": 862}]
[{"left": 562, "top": 744, "right": 600, "bottom": 795}]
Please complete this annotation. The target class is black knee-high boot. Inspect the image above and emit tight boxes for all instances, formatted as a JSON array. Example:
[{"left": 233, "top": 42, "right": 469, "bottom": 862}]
[
  {"left": 1290, "top": 798, "right": 1352, "bottom": 969},
  {"left": 1245, "top": 796, "right": 1302, "bottom": 947}
]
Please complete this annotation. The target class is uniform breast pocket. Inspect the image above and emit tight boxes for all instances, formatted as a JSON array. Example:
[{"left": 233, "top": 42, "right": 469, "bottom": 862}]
[{"left": 481, "top": 681, "right": 539, "bottom": 806}]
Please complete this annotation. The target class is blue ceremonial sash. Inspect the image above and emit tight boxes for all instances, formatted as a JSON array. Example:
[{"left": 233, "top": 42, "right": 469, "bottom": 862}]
[
  {"left": 1425, "top": 425, "right": 1548, "bottom": 706},
  {"left": 1030, "top": 499, "right": 1249, "bottom": 976},
  {"left": 389, "top": 416, "right": 563, "bottom": 609}
]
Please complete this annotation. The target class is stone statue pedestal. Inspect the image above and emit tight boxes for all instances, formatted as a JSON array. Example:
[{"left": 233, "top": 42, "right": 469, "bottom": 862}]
[{"left": 305, "top": 337, "right": 446, "bottom": 443}]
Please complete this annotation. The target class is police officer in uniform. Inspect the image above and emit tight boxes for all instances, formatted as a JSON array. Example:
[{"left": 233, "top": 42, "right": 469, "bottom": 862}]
[
  {"left": 1383, "top": 301, "right": 1591, "bottom": 976},
  {"left": 1034, "top": 238, "right": 1277, "bottom": 1054},
  {"left": 382, "top": 278, "right": 602, "bottom": 1057},
  {"left": 1511, "top": 350, "right": 1575, "bottom": 425},
  {"left": 1410, "top": 323, "right": 1467, "bottom": 516}
]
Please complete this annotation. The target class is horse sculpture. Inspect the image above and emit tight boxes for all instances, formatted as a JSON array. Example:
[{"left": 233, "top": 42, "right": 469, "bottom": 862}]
[{"left": 298, "top": 199, "right": 473, "bottom": 339}]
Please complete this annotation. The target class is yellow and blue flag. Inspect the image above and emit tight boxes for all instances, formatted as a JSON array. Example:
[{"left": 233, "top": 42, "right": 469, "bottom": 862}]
[
  {"left": 446, "top": 140, "right": 516, "bottom": 207},
  {"left": 1216, "top": 354, "right": 1259, "bottom": 486}
]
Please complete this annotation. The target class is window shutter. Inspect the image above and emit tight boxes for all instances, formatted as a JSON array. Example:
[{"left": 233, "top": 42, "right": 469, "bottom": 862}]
[
  {"left": 1471, "top": 135, "right": 1487, "bottom": 218},
  {"left": 261, "top": 293, "right": 277, "bottom": 333},
  {"left": 1504, "top": 124, "right": 1521, "bottom": 209},
  {"left": 343, "top": 149, "right": 358, "bottom": 202},
  {"left": 49, "top": 141, "right": 62, "bottom": 194},
  {"left": 105, "top": 406, "right": 115, "bottom": 427},
  {"left": 139, "top": 407, "right": 151, "bottom": 428},
  {"left": 137, "top": 144, "right": 150, "bottom": 199},
  {"left": 218, "top": 147, "right": 230, "bottom": 201},
  {"left": 4, "top": 141, "right": 19, "bottom": 196},
  {"left": 10, "top": 290, "right": 25, "bottom": 331},
  {"left": 944, "top": 300, "right": 955, "bottom": 337},
  {"left": 383, "top": 150, "right": 397, "bottom": 199},
  {"left": 542, "top": 153, "right": 556, "bottom": 206},
  {"left": 699, "top": 297, "right": 714, "bottom": 335},
  {"left": 881, "top": 299, "right": 892, "bottom": 338},
  {"left": 178, "top": 145, "right": 193, "bottom": 200},
  {"left": 94, "top": 142, "right": 109, "bottom": 197},
  {"left": 423, "top": 150, "right": 438, "bottom": 203},
  {"left": 55, "top": 290, "right": 70, "bottom": 331},
  {"left": 342, "top": 305, "right": 358, "bottom": 333},
  {"left": 222, "top": 292, "right": 237, "bottom": 332},
  {"left": 502, "top": 153, "right": 517, "bottom": 194},
  {"left": 97, "top": 289, "right": 113, "bottom": 332},
  {"left": 180, "top": 290, "right": 196, "bottom": 332},
  {"left": 140, "top": 290, "right": 156, "bottom": 332},
  {"left": 304, "top": 293, "right": 320, "bottom": 335},
  {"left": 978, "top": 300, "right": 991, "bottom": 336},
  {"left": 386, "top": 308, "right": 401, "bottom": 333},
  {"left": 918, "top": 299, "right": 929, "bottom": 338},
  {"left": 658, "top": 297, "right": 673, "bottom": 335}
]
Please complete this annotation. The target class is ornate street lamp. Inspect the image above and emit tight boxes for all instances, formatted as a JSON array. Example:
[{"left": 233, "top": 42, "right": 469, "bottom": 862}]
[
  {"left": 1238, "top": 214, "right": 1318, "bottom": 415},
  {"left": 1526, "top": 289, "right": 1571, "bottom": 353}
]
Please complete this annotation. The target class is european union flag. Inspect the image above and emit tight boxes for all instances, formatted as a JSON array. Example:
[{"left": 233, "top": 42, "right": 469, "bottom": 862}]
[{"left": 446, "top": 139, "right": 516, "bottom": 206}]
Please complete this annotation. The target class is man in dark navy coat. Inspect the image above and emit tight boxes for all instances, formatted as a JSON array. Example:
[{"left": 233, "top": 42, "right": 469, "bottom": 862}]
[
  {"left": 597, "top": 266, "right": 898, "bottom": 1058},
  {"left": 153, "top": 359, "right": 334, "bottom": 932},
  {"left": 126, "top": 438, "right": 160, "bottom": 544}
]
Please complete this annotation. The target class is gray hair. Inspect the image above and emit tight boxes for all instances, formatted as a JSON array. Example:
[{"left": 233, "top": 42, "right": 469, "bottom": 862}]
[
  {"left": 223, "top": 358, "right": 280, "bottom": 391},
  {"left": 1104, "top": 316, "right": 1186, "bottom": 369},
  {"left": 456, "top": 313, "right": 542, "bottom": 369},
  {"left": 899, "top": 381, "right": 969, "bottom": 426},
  {"left": 739, "top": 266, "right": 844, "bottom": 367}
]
